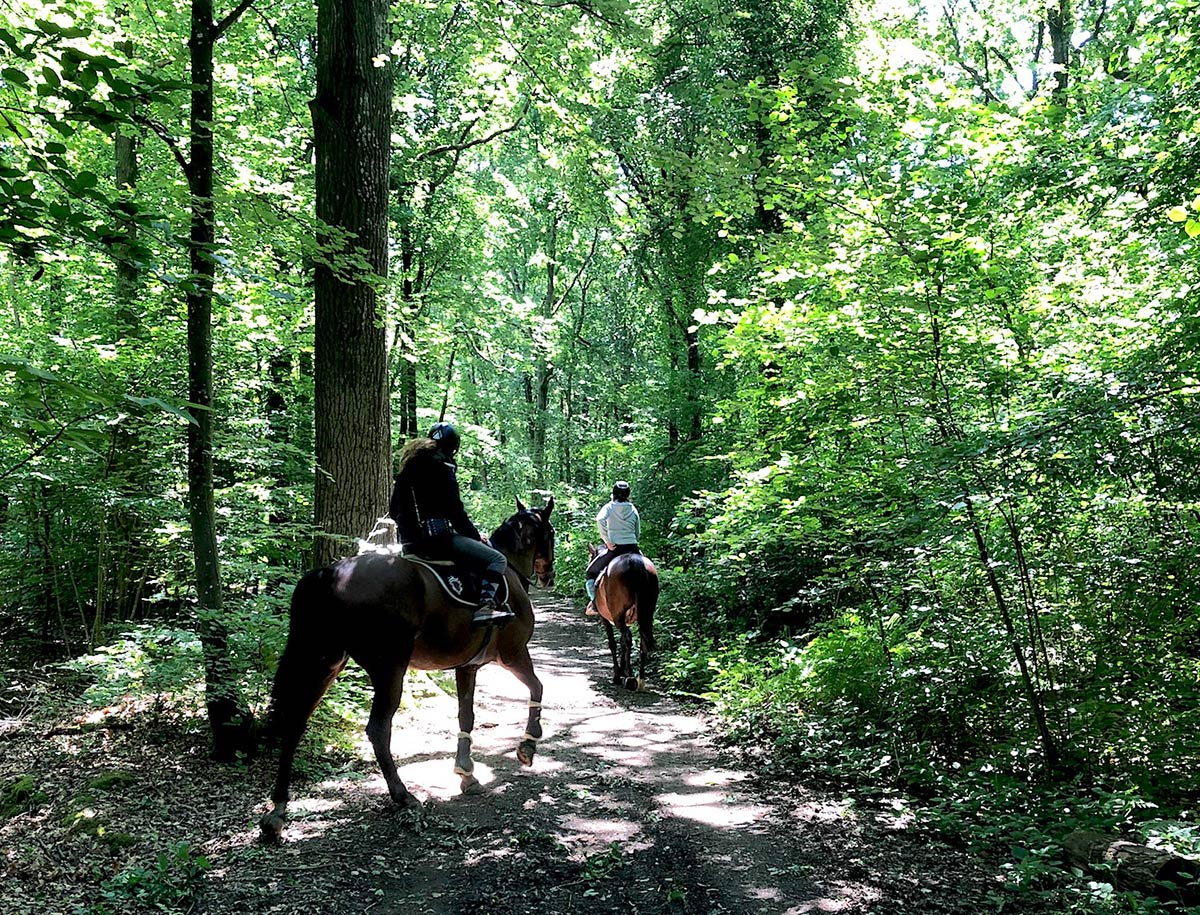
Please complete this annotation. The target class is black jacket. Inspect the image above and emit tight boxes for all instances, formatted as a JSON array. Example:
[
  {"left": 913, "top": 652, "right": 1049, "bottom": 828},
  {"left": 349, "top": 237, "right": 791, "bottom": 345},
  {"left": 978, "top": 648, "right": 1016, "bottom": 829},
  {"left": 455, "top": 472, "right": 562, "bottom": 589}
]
[{"left": 388, "top": 445, "right": 481, "bottom": 545}]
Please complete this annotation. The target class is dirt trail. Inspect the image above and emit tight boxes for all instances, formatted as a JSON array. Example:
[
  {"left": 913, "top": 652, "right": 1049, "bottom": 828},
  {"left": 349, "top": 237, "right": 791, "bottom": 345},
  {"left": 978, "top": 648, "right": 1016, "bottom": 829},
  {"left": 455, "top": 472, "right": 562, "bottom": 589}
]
[
  {"left": 1, "top": 591, "right": 1019, "bottom": 914},
  {"left": 202, "top": 592, "right": 1010, "bottom": 915}
]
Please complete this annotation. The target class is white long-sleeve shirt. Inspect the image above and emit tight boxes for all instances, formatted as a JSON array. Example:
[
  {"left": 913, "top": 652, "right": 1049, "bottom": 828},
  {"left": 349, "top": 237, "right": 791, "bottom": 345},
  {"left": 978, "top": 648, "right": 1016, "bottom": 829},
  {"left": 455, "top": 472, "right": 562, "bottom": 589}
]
[{"left": 597, "top": 500, "right": 640, "bottom": 545}]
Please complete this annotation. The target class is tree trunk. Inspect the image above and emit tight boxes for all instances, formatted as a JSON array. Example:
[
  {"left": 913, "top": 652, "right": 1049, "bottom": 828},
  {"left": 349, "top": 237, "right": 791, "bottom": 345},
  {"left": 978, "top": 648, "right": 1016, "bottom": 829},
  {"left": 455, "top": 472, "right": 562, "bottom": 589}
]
[
  {"left": 311, "top": 0, "right": 393, "bottom": 566},
  {"left": 113, "top": 112, "right": 140, "bottom": 330},
  {"left": 395, "top": 211, "right": 419, "bottom": 438},
  {"left": 1063, "top": 831, "right": 1200, "bottom": 904},
  {"left": 962, "top": 492, "right": 1061, "bottom": 770},
  {"left": 1047, "top": 0, "right": 1071, "bottom": 103},
  {"left": 530, "top": 213, "right": 557, "bottom": 486},
  {"left": 187, "top": 0, "right": 253, "bottom": 761}
]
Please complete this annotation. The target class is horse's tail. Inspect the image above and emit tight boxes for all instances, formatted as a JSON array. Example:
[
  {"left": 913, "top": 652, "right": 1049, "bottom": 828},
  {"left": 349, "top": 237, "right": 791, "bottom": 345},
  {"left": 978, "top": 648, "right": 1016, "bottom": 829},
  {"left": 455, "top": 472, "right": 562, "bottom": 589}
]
[
  {"left": 263, "top": 567, "right": 348, "bottom": 743},
  {"left": 632, "top": 556, "right": 658, "bottom": 659}
]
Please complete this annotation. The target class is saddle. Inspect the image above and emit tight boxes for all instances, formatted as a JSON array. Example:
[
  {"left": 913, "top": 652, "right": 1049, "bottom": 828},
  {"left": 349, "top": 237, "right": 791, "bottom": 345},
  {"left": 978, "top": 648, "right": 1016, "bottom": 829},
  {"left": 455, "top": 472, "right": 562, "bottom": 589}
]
[{"left": 401, "top": 554, "right": 510, "bottom": 608}]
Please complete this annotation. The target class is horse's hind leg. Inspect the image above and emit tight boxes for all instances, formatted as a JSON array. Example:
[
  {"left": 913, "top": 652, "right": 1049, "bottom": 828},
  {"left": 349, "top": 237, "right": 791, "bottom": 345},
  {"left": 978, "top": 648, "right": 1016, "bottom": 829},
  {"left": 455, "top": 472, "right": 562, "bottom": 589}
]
[
  {"left": 499, "top": 644, "right": 543, "bottom": 767},
  {"left": 363, "top": 649, "right": 421, "bottom": 810},
  {"left": 602, "top": 619, "right": 620, "bottom": 685},
  {"left": 454, "top": 666, "right": 482, "bottom": 793},
  {"left": 637, "top": 625, "right": 647, "bottom": 690},
  {"left": 619, "top": 622, "right": 637, "bottom": 691},
  {"left": 260, "top": 648, "right": 347, "bottom": 843}
]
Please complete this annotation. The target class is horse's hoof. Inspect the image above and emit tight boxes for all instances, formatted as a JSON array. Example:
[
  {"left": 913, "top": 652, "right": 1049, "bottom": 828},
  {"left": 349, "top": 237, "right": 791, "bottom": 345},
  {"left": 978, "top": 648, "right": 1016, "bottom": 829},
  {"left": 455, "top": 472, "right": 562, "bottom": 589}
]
[
  {"left": 259, "top": 813, "right": 284, "bottom": 845},
  {"left": 613, "top": 674, "right": 622, "bottom": 686},
  {"left": 624, "top": 676, "right": 639, "bottom": 691},
  {"left": 459, "top": 774, "right": 485, "bottom": 795},
  {"left": 517, "top": 740, "right": 537, "bottom": 766}
]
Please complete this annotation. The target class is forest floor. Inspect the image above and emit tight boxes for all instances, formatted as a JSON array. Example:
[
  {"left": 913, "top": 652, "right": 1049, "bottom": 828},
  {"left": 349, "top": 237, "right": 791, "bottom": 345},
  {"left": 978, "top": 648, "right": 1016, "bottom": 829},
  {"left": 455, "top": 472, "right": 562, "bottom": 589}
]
[{"left": 1, "top": 591, "right": 1055, "bottom": 915}]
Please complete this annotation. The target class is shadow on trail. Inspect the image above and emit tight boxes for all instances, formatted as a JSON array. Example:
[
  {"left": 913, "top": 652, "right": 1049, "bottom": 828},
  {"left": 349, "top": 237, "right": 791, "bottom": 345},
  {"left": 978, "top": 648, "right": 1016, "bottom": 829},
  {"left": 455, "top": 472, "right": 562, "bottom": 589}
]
[{"left": 192, "top": 592, "right": 1008, "bottom": 915}]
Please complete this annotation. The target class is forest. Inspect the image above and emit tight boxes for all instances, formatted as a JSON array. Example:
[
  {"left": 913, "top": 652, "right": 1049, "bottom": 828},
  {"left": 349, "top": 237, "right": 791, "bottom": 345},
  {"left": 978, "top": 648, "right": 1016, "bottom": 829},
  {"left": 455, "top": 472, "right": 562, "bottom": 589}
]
[{"left": 1, "top": 0, "right": 1199, "bottom": 911}]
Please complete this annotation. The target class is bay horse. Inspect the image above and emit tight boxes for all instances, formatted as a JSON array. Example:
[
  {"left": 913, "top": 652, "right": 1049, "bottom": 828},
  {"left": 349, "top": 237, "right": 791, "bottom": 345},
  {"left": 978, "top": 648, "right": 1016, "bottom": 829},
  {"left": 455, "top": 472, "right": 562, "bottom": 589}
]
[
  {"left": 587, "top": 544, "right": 658, "bottom": 691},
  {"left": 259, "top": 497, "right": 556, "bottom": 842}
]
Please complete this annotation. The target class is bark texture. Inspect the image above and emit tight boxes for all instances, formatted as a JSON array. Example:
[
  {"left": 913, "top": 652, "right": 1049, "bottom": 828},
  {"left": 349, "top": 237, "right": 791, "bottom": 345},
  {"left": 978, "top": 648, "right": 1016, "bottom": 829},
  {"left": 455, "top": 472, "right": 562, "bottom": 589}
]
[
  {"left": 311, "top": 0, "right": 394, "bottom": 566},
  {"left": 1063, "top": 831, "right": 1200, "bottom": 904}
]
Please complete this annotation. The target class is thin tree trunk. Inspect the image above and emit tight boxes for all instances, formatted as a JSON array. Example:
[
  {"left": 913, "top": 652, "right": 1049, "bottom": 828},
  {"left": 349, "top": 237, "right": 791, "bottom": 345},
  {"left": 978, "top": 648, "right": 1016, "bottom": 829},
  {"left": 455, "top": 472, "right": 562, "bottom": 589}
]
[
  {"left": 963, "top": 492, "right": 1061, "bottom": 770},
  {"left": 188, "top": 0, "right": 253, "bottom": 761},
  {"left": 1047, "top": 0, "right": 1071, "bottom": 103},
  {"left": 396, "top": 210, "right": 419, "bottom": 437}
]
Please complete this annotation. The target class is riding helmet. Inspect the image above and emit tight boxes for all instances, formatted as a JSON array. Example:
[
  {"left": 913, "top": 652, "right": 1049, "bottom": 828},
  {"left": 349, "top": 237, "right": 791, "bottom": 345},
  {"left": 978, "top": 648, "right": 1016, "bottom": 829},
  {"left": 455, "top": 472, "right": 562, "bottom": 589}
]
[
  {"left": 612, "top": 480, "right": 631, "bottom": 501},
  {"left": 429, "top": 422, "right": 461, "bottom": 457}
]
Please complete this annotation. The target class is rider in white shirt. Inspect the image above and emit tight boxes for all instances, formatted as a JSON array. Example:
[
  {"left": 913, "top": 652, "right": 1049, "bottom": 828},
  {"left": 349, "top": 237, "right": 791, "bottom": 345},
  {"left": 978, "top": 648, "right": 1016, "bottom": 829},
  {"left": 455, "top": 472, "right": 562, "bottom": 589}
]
[{"left": 585, "top": 481, "right": 641, "bottom": 615}]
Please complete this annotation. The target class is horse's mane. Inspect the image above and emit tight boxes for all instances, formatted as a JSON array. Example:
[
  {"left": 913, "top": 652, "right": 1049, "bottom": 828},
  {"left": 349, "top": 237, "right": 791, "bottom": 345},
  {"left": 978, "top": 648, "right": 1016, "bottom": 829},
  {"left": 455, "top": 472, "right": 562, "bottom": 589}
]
[
  {"left": 489, "top": 514, "right": 523, "bottom": 554},
  {"left": 396, "top": 437, "right": 436, "bottom": 474}
]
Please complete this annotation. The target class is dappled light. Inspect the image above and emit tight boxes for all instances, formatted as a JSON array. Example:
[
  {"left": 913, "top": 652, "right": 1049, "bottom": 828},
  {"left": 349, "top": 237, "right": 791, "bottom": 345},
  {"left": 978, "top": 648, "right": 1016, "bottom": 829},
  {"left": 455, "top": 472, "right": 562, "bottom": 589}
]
[
  {"left": 4, "top": 0, "right": 1200, "bottom": 908},
  {"left": 1, "top": 593, "right": 1010, "bottom": 914}
]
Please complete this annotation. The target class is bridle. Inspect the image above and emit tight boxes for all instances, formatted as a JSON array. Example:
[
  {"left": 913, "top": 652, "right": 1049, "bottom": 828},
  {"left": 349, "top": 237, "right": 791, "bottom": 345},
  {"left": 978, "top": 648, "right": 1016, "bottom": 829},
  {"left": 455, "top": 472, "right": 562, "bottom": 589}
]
[{"left": 494, "top": 511, "right": 555, "bottom": 591}]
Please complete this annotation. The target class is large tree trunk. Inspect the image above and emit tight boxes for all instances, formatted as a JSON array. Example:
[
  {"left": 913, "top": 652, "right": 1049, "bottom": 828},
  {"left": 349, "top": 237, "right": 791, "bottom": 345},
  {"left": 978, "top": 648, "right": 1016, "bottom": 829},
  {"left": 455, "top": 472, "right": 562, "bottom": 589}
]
[
  {"left": 311, "top": 0, "right": 393, "bottom": 567},
  {"left": 188, "top": 0, "right": 253, "bottom": 761}
]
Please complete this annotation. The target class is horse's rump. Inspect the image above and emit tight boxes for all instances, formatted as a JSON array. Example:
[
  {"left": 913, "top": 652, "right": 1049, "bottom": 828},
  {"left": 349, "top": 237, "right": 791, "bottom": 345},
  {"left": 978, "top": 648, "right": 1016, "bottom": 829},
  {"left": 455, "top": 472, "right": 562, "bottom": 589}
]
[{"left": 597, "top": 553, "right": 657, "bottom": 625}]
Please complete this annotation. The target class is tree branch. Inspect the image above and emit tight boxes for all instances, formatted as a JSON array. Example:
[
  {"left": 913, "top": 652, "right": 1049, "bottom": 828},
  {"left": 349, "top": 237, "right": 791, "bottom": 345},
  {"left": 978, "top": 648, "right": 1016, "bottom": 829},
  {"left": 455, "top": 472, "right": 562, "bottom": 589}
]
[
  {"left": 416, "top": 102, "right": 530, "bottom": 162},
  {"left": 941, "top": 5, "right": 1001, "bottom": 103},
  {"left": 510, "top": 0, "right": 627, "bottom": 29},
  {"left": 214, "top": 0, "right": 256, "bottom": 38},
  {"left": 134, "top": 114, "right": 191, "bottom": 177}
]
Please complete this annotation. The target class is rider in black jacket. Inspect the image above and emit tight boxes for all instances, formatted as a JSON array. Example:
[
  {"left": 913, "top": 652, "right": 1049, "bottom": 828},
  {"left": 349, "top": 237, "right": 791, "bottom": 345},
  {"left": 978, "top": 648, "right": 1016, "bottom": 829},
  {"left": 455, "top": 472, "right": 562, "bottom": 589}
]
[{"left": 389, "top": 423, "right": 513, "bottom": 625}]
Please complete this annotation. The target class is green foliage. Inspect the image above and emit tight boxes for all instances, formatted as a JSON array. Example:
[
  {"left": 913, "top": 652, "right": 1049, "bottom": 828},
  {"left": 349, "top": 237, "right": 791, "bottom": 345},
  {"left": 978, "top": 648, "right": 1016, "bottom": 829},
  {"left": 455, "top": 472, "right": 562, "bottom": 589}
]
[
  {"left": 3, "top": 0, "right": 1200, "bottom": 907},
  {"left": 63, "top": 626, "right": 206, "bottom": 706},
  {"left": 93, "top": 843, "right": 210, "bottom": 915}
]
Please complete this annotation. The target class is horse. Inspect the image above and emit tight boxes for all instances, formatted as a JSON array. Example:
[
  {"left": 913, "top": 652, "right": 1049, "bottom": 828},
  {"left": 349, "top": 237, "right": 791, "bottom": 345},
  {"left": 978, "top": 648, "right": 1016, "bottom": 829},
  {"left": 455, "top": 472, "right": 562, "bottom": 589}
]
[
  {"left": 259, "top": 497, "right": 556, "bottom": 842},
  {"left": 587, "top": 544, "right": 658, "bottom": 691}
]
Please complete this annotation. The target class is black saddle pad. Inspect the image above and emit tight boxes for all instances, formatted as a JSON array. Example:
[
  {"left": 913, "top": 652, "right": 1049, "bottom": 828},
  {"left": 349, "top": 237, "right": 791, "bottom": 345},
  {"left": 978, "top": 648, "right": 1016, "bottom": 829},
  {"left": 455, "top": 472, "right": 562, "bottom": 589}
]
[{"left": 401, "top": 555, "right": 510, "bottom": 608}]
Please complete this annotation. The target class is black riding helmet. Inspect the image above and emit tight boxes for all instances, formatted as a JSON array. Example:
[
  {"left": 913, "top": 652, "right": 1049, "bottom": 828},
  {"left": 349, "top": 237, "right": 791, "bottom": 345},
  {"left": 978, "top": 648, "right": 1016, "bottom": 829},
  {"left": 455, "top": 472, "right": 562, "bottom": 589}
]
[
  {"left": 612, "top": 480, "right": 631, "bottom": 502},
  {"left": 429, "top": 422, "right": 461, "bottom": 458}
]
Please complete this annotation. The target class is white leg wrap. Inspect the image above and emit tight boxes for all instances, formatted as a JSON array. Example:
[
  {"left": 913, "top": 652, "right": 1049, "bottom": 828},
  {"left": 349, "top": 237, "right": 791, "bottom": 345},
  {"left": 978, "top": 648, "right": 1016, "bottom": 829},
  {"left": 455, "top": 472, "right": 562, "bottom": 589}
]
[
  {"left": 528, "top": 701, "right": 542, "bottom": 709},
  {"left": 521, "top": 732, "right": 538, "bottom": 742},
  {"left": 458, "top": 731, "right": 472, "bottom": 740}
]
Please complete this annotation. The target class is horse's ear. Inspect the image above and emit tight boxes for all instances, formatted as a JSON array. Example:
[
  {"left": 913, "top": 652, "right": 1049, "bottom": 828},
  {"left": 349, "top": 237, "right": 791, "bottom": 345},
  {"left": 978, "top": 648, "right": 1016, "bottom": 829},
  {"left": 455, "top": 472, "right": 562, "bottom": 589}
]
[
  {"left": 515, "top": 496, "right": 527, "bottom": 513},
  {"left": 543, "top": 496, "right": 554, "bottom": 519}
]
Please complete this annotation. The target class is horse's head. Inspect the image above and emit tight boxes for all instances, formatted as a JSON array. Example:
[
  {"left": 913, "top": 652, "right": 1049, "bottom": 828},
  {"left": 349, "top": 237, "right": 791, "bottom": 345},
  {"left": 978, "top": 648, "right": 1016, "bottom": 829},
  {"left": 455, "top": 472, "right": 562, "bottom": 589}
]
[
  {"left": 587, "top": 543, "right": 599, "bottom": 561},
  {"left": 492, "top": 496, "right": 556, "bottom": 589}
]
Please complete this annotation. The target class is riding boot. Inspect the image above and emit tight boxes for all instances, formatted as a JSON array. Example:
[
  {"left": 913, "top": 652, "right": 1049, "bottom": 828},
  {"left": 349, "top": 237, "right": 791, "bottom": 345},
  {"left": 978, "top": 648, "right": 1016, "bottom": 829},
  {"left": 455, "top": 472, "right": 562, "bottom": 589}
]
[
  {"left": 584, "top": 578, "right": 598, "bottom": 616},
  {"left": 473, "top": 577, "right": 514, "bottom": 625}
]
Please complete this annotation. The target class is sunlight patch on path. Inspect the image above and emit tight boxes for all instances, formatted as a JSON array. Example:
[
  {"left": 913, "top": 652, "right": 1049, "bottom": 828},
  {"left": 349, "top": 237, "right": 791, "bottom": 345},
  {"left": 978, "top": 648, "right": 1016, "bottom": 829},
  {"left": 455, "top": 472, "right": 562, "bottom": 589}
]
[{"left": 653, "top": 789, "right": 773, "bottom": 828}]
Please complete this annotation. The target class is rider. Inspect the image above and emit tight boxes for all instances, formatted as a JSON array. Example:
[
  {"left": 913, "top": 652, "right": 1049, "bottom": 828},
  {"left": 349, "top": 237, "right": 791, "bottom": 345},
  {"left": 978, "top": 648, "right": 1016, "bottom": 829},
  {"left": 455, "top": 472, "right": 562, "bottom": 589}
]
[
  {"left": 584, "top": 480, "right": 641, "bottom": 616},
  {"left": 389, "top": 422, "right": 514, "bottom": 625}
]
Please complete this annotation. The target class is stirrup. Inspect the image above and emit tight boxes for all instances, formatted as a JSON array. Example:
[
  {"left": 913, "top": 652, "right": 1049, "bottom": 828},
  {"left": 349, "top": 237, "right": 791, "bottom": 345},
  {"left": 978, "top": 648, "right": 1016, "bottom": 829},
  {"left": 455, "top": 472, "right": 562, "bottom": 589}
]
[
  {"left": 585, "top": 601, "right": 598, "bottom": 617},
  {"left": 473, "top": 602, "right": 514, "bottom": 625}
]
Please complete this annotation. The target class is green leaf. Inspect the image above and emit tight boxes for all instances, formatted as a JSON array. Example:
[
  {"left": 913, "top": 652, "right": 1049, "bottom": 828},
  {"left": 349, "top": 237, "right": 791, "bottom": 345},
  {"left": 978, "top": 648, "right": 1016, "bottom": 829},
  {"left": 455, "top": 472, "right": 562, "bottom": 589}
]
[{"left": 124, "top": 395, "right": 199, "bottom": 426}]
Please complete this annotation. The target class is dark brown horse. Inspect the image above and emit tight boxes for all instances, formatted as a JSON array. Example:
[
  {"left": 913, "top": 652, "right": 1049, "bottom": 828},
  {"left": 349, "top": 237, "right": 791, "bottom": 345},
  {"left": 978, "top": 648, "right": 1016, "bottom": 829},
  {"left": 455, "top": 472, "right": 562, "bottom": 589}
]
[
  {"left": 259, "top": 497, "right": 555, "bottom": 842},
  {"left": 587, "top": 544, "right": 658, "bottom": 691}
]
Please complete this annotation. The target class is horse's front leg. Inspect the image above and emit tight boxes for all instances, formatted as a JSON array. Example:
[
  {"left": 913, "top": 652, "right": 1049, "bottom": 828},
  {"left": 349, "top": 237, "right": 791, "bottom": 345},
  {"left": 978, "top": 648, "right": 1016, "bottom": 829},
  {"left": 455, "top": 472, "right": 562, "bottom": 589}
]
[
  {"left": 499, "top": 643, "right": 544, "bottom": 767},
  {"left": 364, "top": 659, "right": 421, "bottom": 810},
  {"left": 454, "top": 666, "right": 482, "bottom": 793},
  {"left": 602, "top": 619, "right": 620, "bottom": 685}
]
